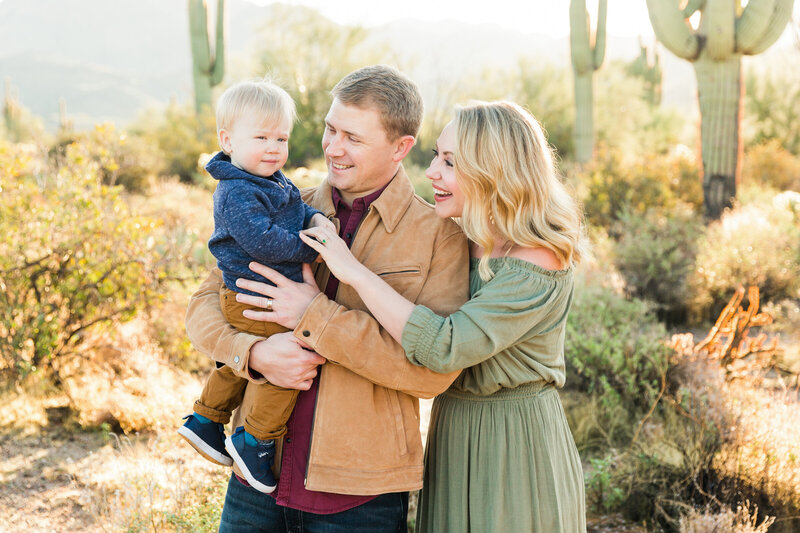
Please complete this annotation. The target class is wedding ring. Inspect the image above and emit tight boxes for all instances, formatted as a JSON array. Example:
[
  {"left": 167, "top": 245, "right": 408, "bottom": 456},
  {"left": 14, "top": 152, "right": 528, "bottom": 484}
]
[
  {"left": 265, "top": 297, "right": 274, "bottom": 312},
  {"left": 321, "top": 239, "right": 327, "bottom": 244}
]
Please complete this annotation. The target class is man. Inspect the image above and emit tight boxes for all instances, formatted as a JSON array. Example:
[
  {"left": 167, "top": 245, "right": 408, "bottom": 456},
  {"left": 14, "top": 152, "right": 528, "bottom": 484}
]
[{"left": 185, "top": 65, "right": 469, "bottom": 532}]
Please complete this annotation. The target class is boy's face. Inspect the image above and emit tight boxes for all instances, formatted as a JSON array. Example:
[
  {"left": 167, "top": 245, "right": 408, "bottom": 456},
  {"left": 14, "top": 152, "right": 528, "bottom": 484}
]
[
  {"left": 219, "top": 112, "right": 291, "bottom": 178},
  {"left": 322, "top": 98, "right": 408, "bottom": 203}
]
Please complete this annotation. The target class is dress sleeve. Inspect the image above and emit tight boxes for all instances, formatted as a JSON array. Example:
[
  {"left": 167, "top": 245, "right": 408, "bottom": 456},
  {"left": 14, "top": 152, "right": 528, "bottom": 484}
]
[{"left": 401, "top": 269, "right": 568, "bottom": 374}]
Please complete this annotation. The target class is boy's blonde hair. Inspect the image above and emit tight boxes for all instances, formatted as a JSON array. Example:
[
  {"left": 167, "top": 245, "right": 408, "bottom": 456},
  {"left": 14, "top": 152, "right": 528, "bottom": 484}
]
[
  {"left": 453, "top": 100, "right": 587, "bottom": 280},
  {"left": 331, "top": 65, "right": 424, "bottom": 141},
  {"left": 216, "top": 79, "right": 296, "bottom": 140}
]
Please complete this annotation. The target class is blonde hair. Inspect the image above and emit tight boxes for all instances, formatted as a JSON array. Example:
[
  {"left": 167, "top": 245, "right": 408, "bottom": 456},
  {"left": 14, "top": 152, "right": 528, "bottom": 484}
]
[
  {"left": 453, "top": 101, "right": 587, "bottom": 280},
  {"left": 332, "top": 65, "right": 424, "bottom": 141},
  {"left": 216, "top": 79, "right": 296, "bottom": 147}
]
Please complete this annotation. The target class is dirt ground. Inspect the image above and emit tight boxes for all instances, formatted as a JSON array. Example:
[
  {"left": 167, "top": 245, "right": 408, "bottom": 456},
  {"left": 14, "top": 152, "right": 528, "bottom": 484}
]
[
  {"left": 0, "top": 395, "right": 648, "bottom": 532},
  {"left": 0, "top": 425, "right": 105, "bottom": 532}
]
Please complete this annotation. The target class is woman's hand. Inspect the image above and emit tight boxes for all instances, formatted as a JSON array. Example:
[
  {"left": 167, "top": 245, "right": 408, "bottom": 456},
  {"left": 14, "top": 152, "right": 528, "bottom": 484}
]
[
  {"left": 300, "top": 227, "right": 370, "bottom": 287},
  {"left": 235, "top": 262, "right": 321, "bottom": 330}
]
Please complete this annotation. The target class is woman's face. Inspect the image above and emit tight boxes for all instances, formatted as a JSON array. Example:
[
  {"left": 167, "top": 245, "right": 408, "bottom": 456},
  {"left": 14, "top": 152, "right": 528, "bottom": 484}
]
[{"left": 426, "top": 121, "right": 465, "bottom": 219}]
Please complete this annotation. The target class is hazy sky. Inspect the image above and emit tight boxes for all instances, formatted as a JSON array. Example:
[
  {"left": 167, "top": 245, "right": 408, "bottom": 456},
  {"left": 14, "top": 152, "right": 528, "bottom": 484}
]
[{"left": 245, "top": 0, "right": 656, "bottom": 38}]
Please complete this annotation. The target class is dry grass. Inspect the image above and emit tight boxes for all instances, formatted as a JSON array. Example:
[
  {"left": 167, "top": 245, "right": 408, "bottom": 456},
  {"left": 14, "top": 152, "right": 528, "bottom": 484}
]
[
  {"left": 713, "top": 380, "right": 800, "bottom": 517},
  {"left": 679, "top": 502, "right": 775, "bottom": 533},
  {"left": 74, "top": 431, "right": 229, "bottom": 532}
]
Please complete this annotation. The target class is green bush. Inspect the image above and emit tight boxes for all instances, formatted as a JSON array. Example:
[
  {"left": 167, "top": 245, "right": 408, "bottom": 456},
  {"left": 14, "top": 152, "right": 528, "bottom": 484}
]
[
  {"left": 688, "top": 193, "right": 800, "bottom": 322},
  {"left": 565, "top": 278, "right": 671, "bottom": 418},
  {"left": 132, "top": 103, "right": 218, "bottom": 186},
  {"left": 0, "top": 140, "right": 193, "bottom": 382},
  {"left": 612, "top": 204, "right": 704, "bottom": 322},
  {"left": 576, "top": 145, "right": 702, "bottom": 229},
  {"left": 745, "top": 66, "right": 800, "bottom": 155},
  {"left": 741, "top": 139, "right": 800, "bottom": 193},
  {"left": 50, "top": 123, "right": 161, "bottom": 193}
]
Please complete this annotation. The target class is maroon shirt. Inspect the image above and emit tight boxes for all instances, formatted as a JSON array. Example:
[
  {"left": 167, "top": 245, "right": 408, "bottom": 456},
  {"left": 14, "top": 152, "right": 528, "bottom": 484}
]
[{"left": 241, "top": 184, "right": 390, "bottom": 513}]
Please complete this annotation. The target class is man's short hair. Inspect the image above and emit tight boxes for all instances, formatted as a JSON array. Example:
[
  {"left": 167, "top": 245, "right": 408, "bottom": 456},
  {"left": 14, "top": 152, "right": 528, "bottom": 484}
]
[
  {"left": 331, "top": 65, "right": 424, "bottom": 141},
  {"left": 215, "top": 79, "right": 296, "bottom": 134}
]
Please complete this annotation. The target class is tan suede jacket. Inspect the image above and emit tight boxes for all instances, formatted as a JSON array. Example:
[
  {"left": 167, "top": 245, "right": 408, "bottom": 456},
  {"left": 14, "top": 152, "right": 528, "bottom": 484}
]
[{"left": 185, "top": 165, "right": 470, "bottom": 495}]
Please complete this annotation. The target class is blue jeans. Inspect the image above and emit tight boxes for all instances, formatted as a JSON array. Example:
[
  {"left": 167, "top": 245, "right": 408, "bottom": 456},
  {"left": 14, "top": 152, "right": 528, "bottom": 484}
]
[{"left": 218, "top": 474, "right": 409, "bottom": 533}]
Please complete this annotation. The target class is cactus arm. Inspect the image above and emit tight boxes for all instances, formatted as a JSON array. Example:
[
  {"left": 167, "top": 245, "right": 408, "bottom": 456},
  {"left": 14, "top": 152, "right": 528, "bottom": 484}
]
[
  {"left": 593, "top": 0, "right": 608, "bottom": 69},
  {"left": 682, "top": 0, "right": 707, "bottom": 18},
  {"left": 738, "top": 0, "right": 794, "bottom": 54},
  {"left": 210, "top": 0, "right": 225, "bottom": 85},
  {"left": 646, "top": 0, "right": 702, "bottom": 60},
  {"left": 189, "top": 0, "right": 211, "bottom": 75},
  {"left": 736, "top": 0, "right": 776, "bottom": 51},
  {"left": 570, "top": 0, "right": 593, "bottom": 74},
  {"left": 705, "top": 0, "right": 736, "bottom": 60}
]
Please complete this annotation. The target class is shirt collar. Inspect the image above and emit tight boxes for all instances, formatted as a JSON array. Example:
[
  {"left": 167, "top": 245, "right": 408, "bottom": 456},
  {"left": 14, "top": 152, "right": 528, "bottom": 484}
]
[{"left": 331, "top": 182, "right": 390, "bottom": 214}]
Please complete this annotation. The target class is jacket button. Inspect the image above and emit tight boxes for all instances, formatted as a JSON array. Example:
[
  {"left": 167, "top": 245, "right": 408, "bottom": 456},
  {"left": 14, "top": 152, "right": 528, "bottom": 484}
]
[{"left": 302, "top": 330, "right": 311, "bottom": 337}]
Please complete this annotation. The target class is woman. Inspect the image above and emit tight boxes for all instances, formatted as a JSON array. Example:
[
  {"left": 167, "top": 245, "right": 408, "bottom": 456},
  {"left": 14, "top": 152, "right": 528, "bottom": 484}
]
[{"left": 278, "top": 101, "right": 586, "bottom": 531}]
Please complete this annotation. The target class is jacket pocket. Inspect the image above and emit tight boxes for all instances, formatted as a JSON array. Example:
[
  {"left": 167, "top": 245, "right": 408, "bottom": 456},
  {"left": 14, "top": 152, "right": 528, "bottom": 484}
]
[{"left": 375, "top": 264, "right": 423, "bottom": 301}]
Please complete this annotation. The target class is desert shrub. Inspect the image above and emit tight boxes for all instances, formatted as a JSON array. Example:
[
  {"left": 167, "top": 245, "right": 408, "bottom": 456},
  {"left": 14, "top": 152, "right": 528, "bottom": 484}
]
[
  {"left": 741, "top": 139, "right": 800, "bottom": 192},
  {"left": 745, "top": 66, "right": 800, "bottom": 155},
  {"left": 132, "top": 103, "right": 218, "bottom": 186},
  {"left": 0, "top": 141, "right": 193, "bottom": 382},
  {"left": 50, "top": 123, "right": 161, "bottom": 193},
  {"left": 565, "top": 279, "right": 672, "bottom": 420},
  {"left": 576, "top": 145, "right": 702, "bottom": 230},
  {"left": 613, "top": 204, "right": 704, "bottom": 323},
  {"left": 594, "top": 61, "right": 688, "bottom": 159},
  {"left": 688, "top": 193, "right": 800, "bottom": 322}
]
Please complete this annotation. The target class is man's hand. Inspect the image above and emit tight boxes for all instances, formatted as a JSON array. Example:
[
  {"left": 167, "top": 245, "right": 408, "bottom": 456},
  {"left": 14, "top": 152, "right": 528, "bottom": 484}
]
[
  {"left": 235, "top": 262, "right": 321, "bottom": 329},
  {"left": 249, "top": 332, "right": 326, "bottom": 390}
]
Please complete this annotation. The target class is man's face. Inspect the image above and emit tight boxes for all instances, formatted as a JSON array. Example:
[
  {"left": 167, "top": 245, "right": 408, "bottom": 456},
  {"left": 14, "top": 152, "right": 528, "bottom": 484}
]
[{"left": 322, "top": 98, "right": 402, "bottom": 204}]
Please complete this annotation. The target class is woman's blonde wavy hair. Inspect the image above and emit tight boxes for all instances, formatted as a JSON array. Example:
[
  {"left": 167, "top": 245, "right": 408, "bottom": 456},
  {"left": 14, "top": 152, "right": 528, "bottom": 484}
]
[{"left": 453, "top": 100, "right": 587, "bottom": 280}]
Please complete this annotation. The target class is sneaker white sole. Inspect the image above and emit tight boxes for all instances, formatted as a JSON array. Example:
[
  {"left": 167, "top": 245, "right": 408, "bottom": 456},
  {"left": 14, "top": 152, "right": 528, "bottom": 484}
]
[
  {"left": 225, "top": 435, "right": 277, "bottom": 494},
  {"left": 177, "top": 425, "right": 233, "bottom": 466}
]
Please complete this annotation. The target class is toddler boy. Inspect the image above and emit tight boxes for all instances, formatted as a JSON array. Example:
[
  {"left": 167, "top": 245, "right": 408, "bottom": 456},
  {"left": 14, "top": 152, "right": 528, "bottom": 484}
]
[{"left": 178, "top": 79, "right": 333, "bottom": 494}]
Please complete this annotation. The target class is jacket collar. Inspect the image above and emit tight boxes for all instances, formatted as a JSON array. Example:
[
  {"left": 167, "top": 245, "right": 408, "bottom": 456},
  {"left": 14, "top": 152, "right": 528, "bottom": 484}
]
[{"left": 309, "top": 165, "right": 416, "bottom": 233}]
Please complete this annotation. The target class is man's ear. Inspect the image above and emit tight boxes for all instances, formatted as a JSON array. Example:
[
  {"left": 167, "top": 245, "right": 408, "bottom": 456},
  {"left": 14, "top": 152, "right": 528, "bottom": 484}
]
[
  {"left": 218, "top": 129, "right": 232, "bottom": 153},
  {"left": 391, "top": 135, "right": 416, "bottom": 163}
]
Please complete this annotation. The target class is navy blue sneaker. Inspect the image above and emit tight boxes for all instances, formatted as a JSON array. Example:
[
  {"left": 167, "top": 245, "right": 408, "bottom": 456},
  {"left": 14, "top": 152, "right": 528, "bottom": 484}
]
[
  {"left": 177, "top": 414, "right": 233, "bottom": 466},
  {"left": 225, "top": 426, "right": 277, "bottom": 494}
]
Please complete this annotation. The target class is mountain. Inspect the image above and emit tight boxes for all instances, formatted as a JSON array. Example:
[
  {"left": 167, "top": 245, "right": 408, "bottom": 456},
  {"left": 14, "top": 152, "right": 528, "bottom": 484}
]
[{"left": 0, "top": 0, "right": 794, "bottom": 130}]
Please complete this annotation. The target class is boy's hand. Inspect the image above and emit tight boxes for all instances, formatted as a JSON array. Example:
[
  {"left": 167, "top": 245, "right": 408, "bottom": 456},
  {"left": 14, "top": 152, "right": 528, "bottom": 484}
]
[{"left": 309, "top": 213, "right": 336, "bottom": 233}]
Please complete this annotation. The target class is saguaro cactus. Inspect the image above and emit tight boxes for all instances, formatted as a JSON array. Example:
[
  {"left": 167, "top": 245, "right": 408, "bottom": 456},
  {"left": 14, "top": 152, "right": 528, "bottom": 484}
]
[
  {"left": 188, "top": 0, "right": 226, "bottom": 113},
  {"left": 570, "top": 0, "right": 607, "bottom": 163},
  {"left": 627, "top": 38, "right": 663, "bottom": 106},
  {"left": 645, "top": 0, "right": 794, "bottom": 219}
]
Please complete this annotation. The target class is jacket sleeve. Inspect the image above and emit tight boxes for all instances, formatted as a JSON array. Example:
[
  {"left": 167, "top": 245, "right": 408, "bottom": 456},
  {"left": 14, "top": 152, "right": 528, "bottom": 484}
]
[
  {"left": 222, "top": 189, "right": 319, "bottom": 265},
  {"left": 184, "top": 267, "right": 269, "bottom": 383},
  {"left": 292, "top": 230, "right": 470, "bottom": 398}
]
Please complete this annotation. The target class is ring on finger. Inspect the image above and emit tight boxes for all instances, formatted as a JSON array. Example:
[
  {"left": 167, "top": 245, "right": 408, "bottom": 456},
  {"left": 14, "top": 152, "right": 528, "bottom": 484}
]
[{"left": 265, "top": 297, "right": 274, "bottom": 312}]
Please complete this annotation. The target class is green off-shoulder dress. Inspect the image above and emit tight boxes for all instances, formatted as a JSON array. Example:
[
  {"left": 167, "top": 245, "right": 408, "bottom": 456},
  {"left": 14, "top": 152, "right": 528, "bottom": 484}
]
[{"left": 402, "top": 257, "right": 586, "bottom": 533}]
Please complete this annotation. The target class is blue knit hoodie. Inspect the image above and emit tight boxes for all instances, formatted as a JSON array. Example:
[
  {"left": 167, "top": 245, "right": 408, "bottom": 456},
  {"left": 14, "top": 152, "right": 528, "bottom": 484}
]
[{"left": 206, "top": 152, "right": 322, "bottom": 296}]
